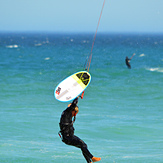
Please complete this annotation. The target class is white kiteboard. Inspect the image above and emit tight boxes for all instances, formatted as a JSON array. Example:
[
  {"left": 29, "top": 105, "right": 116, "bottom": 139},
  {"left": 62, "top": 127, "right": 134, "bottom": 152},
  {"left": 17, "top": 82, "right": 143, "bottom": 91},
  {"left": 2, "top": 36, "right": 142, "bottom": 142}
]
[{"left": 54, "top": 71, "right": 91, "bottom": 102}]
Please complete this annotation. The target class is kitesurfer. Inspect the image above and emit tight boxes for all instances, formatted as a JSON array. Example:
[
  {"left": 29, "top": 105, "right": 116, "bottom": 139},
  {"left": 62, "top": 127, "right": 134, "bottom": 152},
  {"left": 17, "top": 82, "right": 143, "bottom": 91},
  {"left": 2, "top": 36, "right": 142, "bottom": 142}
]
[
  {"left": 125, "top": 53, "right": 135, "bottom": 69},
  {"left": 59, "top": 97, "right": 101, "bottom": 163}
]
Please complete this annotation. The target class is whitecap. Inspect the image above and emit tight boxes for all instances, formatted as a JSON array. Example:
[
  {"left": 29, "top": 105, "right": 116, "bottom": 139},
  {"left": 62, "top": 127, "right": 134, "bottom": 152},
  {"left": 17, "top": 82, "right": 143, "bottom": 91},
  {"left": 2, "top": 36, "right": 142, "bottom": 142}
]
[
  {"left": 6, "top": 44, "right": 18, "bottom": 48},
  {"left": 149, "top": 68, "right": 159, "bottom": 71},
  {"left": 123, "top": 154, "right": 163, "bottom": 159},
  {"left": 146, "top": 67, "right": 163, "bottom": 73},
  {"left": 44, "top": 57, "right": 50, "bottom": 60},
  {"left": 139, "top": 53, "right": 145, "bottom": 57},
  {"left": 35, "top": 43, "right": 42, "bottom": 46}
]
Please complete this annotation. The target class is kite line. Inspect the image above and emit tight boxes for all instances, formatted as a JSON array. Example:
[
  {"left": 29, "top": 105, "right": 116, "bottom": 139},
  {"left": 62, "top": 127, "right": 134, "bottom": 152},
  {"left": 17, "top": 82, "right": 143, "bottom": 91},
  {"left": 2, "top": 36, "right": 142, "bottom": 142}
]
[
  {"left": 85, "top": 0, "right": 106, "bottom": 72},
  {"left": 81, "top": 0, "right": 106, "bottom": 99}
]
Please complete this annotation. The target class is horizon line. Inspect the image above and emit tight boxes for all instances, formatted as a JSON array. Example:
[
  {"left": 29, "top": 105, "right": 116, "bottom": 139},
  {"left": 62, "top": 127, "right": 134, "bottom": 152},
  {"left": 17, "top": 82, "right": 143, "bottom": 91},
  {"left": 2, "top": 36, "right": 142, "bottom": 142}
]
[{"left": 0, "top": 30, "right": 163, "bottom": 35}]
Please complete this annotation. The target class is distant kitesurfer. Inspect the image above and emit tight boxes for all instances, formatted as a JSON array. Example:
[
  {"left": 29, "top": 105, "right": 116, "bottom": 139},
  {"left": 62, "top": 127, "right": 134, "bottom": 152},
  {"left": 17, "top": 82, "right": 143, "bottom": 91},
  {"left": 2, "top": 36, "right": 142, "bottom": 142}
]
[
  {"left": 125, "top": 53, "right": 135, "bottom": 69},
  {"left": 59, "top": 97, "right": 101, "bottom": 163}
]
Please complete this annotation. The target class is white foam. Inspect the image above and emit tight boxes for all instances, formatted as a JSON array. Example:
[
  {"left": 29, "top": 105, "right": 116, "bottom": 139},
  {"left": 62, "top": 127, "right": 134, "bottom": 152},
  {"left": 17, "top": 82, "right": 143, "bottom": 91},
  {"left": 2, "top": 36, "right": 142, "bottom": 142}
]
[
  {"left": 139, "top": 53, "right": 145, "bottom": 57},
  {"left": 123, "top": 154, "right": 163, "bottom": 159},
  {"left": 44, "top": 57, "right": 50, "bottom": 60},
  {"left": 6, "top": 44, "right": 18, "bottom": 48},
  {"left": 35, "top": 43, "right": 42, "bottom": 46},
  {"left": 146, "top": 67, "right": 163, "bottom": 73}
]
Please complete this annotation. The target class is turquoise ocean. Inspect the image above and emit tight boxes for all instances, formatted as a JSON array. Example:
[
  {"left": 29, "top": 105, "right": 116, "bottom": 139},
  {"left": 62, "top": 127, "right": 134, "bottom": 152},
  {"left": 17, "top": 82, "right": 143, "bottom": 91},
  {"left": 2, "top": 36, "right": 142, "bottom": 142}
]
[{"left": 0, "top": 33, "right": 163, "bottom": 163}]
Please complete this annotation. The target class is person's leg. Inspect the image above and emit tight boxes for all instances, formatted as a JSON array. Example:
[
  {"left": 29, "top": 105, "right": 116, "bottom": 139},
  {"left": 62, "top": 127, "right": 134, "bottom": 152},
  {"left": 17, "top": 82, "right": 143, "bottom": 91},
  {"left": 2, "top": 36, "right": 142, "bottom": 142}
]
[
  {"left": 82, "top": 151, "right": 92, "bottom": 163},
  {"left": 70, "top": 135, "right": 93, "bottom": 160},
  {"left": 63, "top": 135, "right": 101, "bottom": 162}
]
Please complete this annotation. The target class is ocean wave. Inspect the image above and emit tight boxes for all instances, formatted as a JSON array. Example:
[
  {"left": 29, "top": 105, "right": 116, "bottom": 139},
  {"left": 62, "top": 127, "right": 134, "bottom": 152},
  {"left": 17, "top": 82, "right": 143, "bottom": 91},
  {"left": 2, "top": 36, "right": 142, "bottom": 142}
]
[
  {"left": 139, "top": 53, "right": 145, "bottom": 57},
  {"left": 34, "top": 40, "right": 49, "bottom": 46},
  {"left": 123, "top": 154, "right": 162, "bottom": 159},
  {"left": 44, "top": 57, "right": 50, "bottom": 60},
  {"left": 146, "top": 67, "right": 163, "bottom": 73},
  {"left": 6, "top": 44, "right": 19, "bottom": 48},
  {"left": 34, "top": 43, "right": 42, "bottom": 46}
]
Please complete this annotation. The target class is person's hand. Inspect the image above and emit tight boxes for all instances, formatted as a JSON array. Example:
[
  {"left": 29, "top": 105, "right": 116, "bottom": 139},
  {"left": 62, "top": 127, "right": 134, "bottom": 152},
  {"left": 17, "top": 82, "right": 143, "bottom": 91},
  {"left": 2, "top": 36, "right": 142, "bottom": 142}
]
[{"left": 73, "top": 97, "right": 78, "bottom": 105}]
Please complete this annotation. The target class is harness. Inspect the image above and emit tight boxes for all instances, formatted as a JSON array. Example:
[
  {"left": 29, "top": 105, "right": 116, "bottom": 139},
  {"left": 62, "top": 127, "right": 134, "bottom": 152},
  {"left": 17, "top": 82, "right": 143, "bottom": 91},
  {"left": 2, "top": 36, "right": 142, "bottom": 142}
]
[{"left": 58, "top": 116, "right": 76, "bottom": 140}]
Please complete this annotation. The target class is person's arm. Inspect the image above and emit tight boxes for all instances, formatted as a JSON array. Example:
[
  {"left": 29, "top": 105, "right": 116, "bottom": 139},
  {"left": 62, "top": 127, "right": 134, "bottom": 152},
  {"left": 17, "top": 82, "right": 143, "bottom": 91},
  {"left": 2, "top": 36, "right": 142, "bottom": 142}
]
[
  {"left": 71, "top": 97, "right": 78, "bottom": 107},
  {"left": 66, "top": 97, "right": 78, "bottom": 112},
  {"left": 130, "top": 53, "right": 135, "bottom": 60}
]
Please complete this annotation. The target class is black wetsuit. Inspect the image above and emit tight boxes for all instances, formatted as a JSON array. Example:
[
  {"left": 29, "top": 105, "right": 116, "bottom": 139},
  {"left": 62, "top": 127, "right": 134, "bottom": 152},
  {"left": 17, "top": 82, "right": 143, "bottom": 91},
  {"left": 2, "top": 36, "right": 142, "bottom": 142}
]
[
  {"left": 125, "top": 56, "right": 131, "bottom": 69},
  {"left": 59, "top": 98, "right": 93, "bottom": 163}
]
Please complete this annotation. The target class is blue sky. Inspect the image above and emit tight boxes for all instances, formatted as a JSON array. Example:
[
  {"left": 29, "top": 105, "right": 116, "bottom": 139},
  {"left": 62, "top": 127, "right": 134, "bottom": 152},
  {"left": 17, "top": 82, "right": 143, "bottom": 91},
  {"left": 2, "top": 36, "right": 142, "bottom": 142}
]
[{"left": 0, "top": 0, "right": 163, "bottom": 33}]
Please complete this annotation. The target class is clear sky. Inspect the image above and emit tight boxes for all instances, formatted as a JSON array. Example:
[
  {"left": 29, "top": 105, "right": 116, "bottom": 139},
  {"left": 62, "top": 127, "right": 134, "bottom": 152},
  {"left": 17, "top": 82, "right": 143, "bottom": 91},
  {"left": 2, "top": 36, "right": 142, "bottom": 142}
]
[{"left": 0, "top": 0, "right": 163, "bottom": 33}]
